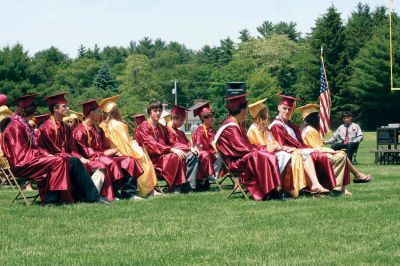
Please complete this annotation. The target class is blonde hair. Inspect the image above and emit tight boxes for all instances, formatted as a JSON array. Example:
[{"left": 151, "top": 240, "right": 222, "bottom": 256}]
[{"left": 252, "top": 107, "right": 270, "bottom": 136}]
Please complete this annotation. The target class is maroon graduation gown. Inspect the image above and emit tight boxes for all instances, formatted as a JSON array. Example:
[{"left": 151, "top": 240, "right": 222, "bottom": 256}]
[
  {"left": 167, "top": 125, "right": 214, "bottom": 181},
  {"left": 135, "top": 120, "right": 186, "bottom": 190},
  {"left": 38, "top": 118, "right": 114, "bottom": 201},
  {"left": 70, "top": 123, "right": 143, "bottom": 187},
  {"left": 1, "top": 118, "right": 71, "bottom": 202},
  {"left": 270, "top": 118, "right": 336, "bottom": 190},
  {"left": 216, "top": 118, "right": 281, "bottom": 200}
]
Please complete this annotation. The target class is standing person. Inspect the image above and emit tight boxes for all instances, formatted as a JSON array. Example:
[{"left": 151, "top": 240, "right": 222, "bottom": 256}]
[
  {"left": 166, "top": 104, "right": 211, "bottom": 191},
  {"left": 38, "top": 93, "right": 112, "bottom": 200},
  {"left": 298, "top": 104, "right": 372, "bottom": 185},
  {"left": 99, "top": 96, "right": 160, "bottom": 197},
  {"left": 214, "top": 94, "right": 283, "bottom": 201},
  {"left": 325, "top": 111, "right": 363, "bottom": 162},
  {"left": 0, "top": 94, "right": 106, "bottom": 205},
  {"left": 70, "top": 98, "right": 144, "bottom": 200},
  {"left": 135, "top": 100, "right": 186, "bottom": 193},
  {"left": 191, "top": 102, "right": 223, "bottom": 185},
  {"left": 269, "top": 95, "right": 336, "bottom": 192}
]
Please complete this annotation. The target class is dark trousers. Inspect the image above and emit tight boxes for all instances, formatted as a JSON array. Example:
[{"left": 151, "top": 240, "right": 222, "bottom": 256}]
[
  {"left": 45, "top": 157, "right": 100, "bottom": 204},
  {"left": 113, "top": 175, "right": 138, "bottom": 199},
  {"left": 331, "top": 142, "right": 359, "bottom": 162}
]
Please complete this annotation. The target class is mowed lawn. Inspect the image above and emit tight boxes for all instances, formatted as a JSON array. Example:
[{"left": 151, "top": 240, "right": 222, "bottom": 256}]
[{"left": 0, "top": 132, "right": 399, "bottom": 265}]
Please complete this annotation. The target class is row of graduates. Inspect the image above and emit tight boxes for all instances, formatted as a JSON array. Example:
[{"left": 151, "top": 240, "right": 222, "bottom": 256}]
[{"left": 0, "top": 92, "right": 371, "bottom": 204}]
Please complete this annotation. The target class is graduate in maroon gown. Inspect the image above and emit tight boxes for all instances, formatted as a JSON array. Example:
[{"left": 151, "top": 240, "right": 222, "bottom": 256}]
[
  {"left": 215, "top": 94, "right": 283, "bottom": 201},
  {"left": 0, "top": 94, "right": 105, "bottom": 204},
  {"left": 269, "top": 95, "right": 335, "bottom": 191},
  {"left": 70, "top": 98, "right": 144, "bottom": 200},
  {"left": 135, "top": 100, "right": 186, "bottom": 192},
  {"left": 191, "top": 102, "right": 223, "bottom": 187},
  {"left": 38, "top": 93, "right": 113, "bottom": 201},
  {"left": 167, "top": 104, "right": 214, "bottom": 191}
]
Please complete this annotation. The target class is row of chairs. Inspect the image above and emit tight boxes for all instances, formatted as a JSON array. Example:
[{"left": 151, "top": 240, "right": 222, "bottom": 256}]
[{"left": 1, "top": 154, "right": 250, "bottom": 206}]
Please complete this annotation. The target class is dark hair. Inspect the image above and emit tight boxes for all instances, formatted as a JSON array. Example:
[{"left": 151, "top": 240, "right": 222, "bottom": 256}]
[
  {"left": 342, "top": 111, "right": 352, "bottom": 117},
  {"left": 228, "top": 101, "right": 248, "bottom": 116},
  {"left": 48, "top": 103, "right": 57, "bottom": 114},
  {"left": 15, "top": 102, "right": 37, "bottom": 117},
  {"left": 0, "top": 117, "right": 11, "bottom": 133},
  {"left": 104, "top": 106, "right": 121, "bottom": 121},
  {"left": 303, "top": 112, "right": 320, "bottom": 130},
  {"left": 171, "top": 114, "right": 183, "bottom": 120},
  {"left": 147, "top": 100, "right": 162, "bottom": 114},
  {"left": 200, "top": 112, "right": 214, "bottom": 122}
]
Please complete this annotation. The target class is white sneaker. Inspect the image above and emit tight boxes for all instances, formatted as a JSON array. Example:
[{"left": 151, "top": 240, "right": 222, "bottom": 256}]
[{"left": 129, "top": 195, "right": 145, "bottom": 201}]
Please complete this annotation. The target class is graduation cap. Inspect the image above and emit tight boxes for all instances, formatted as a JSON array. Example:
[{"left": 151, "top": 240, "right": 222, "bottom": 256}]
[
  {"left": 248, "top": 98, "right": 268, "bottom": 118},
  {"left": 0, "top": 94, "right": 7, "bottom": 106},
  {"left": 170, "top": 104, "right": 189, "bottom": 118},
  {"left": 296, "top": 103, "right": 320, "bottom": 120},
  {"left": 77, "top": 98, "right": 101, "bottom": 117},
  {"left": 15, "top": 94, "right": 38, "bottom": 109},
  {"left": 69, "top": 110, "right": 84, "bottom": 121},
  {"left": 224, "top": 94, "right": 248, "bottom": 111},
  {"left": 44, "top": 93, "right": 67, "bottom": 106},
  {"left": 34, "top": 113, "right": 51, "bottom": 126},
  {"left": 193, "top": 102, "right": 213, "bottom": 117},
  {"left": 278, "top": 94, "right": 301, "bottom": 108},
  {"left": 99, "top": 95, "right": 119, "bottom": 113},
  {"left": 131, "top": 114, "right": 146, "bottom": 125}
]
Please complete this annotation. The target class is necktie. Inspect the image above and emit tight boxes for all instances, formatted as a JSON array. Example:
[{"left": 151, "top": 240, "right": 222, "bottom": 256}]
[{"left": 344, "top": 127, "right": 349, "bottom": 144}]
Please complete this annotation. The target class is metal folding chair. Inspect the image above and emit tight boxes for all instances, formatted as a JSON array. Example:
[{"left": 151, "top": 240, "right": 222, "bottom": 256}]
[
  {"left": 0, "top": 156, "right": 39, "bottom": 205},
  {"left": 211, "top": 143, "right": 249, "bottom": 199}
]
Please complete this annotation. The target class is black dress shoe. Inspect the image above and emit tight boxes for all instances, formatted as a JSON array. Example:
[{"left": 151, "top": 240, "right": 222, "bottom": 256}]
[{"left": 269, "top": 190, "right": 286, "bottom": 200}]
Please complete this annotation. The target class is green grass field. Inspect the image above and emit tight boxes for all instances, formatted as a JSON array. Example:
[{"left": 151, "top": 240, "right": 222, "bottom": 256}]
[{"left": 0, "top": 132, "right": 399, "bottom": 265}]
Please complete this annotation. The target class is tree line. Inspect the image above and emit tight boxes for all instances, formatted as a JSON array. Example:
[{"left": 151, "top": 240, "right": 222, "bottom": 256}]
[{"left": 1, "top": 3, "right": 400, "bottom": 129}]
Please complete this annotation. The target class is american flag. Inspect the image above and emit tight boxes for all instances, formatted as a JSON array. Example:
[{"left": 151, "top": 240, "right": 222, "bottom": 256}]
[{"left": 319, "top": 55, "right": 331, "bottom": 137}]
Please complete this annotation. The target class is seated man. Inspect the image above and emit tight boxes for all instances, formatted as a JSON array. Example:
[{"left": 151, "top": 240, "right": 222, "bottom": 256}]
[
  {"left": 191, "top": 102, "right": 223, "bottom": 187},
  {"left": 269, "top": 95, "right": 336, "bottom": 192},
  {"left": 1, "top": 94, "right": 107, "bottom": 205},
  {"left": 135, "top": 100, "right": 186, "bottom": 193},
  {"left": 166, "top": 104, "right": 208, "bottom": 191},
  {"left": 214, "top": 94, "right": 283, "bottom": 201},
  {"left": 38, "top": 93, "right": 113, "bottom": 201},
  {"left": 70, "top": 98, "right": 144, "bottom": 200},
  {"left": 325, "top": 111, "right": 363, "bottom": 162}
]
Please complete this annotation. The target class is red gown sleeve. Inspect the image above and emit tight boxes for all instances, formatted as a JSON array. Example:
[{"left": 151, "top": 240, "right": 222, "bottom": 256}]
[
  {"left": 136, "top": 122, "right": 171, "bottom": 156},
  {"left": 70, "top": 125, "right": 104, "bottom": 159},
  {"left": 216, "top": 125, "right": 256, "bottom": 157}
]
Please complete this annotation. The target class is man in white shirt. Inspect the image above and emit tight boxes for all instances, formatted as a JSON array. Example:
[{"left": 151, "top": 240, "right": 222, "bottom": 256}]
[{"left": 325, "top": 111, "right": 363, "bottom": 162}]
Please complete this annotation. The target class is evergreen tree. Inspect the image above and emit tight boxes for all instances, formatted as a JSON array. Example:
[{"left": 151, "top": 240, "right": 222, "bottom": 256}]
[
  {"left": 257, "top": 21, "right": 274, "bottom": 39},
  {"left": 77, "top": 44, "right": 86, "bottom": 58},
  {"left": 274, "top": 21, "right": 301, "bottom": 42},
  {"left": 92, "top": 63, "right": 117, "bottom": 90},
  {"left": 239, "top": 29, "right": 251, "bottom": 42},
  {"left": 309, "top": 5, "right": 345, "bottom": 96}
]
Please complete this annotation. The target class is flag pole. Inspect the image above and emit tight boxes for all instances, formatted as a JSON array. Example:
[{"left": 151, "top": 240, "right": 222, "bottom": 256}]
[{"left": 320, "top": 46, "right": 331, "bottom": 104}]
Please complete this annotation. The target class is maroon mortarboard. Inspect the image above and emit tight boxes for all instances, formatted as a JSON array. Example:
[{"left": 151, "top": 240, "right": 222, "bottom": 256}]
[
  {"left": 279, "top": 94, "right": 301, "bottom": 108},
  {"left": 224, "top": 94, "right": 248, "bottom": 111},
  {"left": 15, "top": 94, "right": 38, "bottom": 109},
  {"left": 34, "top": 113, "right": 51, "bottom": 125},
  {"left": 44, "top": 93, "right": 67, "bottom": 106},
  {"left": 77, "top": 98, "right": 101, "bottom": 117},
  {"left": 0, "top": 94, "right": 7, "bottom": 106},
  {"left": 170, "top": 104, "right": 189, "bottom": 118},
  {"left": 131, "top": 114, "right": 146, "bottom": 125},
  {"left": 193, "top": 102, "right": 213, "bottom": 117}
]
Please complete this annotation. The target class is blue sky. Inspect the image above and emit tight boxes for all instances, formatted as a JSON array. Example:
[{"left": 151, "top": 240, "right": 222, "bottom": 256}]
[{"left": 0, "top": 0, "right": 394, "bottom": 57}]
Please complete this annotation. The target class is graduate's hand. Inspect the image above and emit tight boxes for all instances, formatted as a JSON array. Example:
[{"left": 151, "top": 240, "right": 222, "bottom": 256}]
[
  {"left": 104, "top": 148, "right": 118, "bottom": 156},
  {"left": 171, "top": 148, "right": 186, "bottom": 159},
  {"left": 80, "top": 157, "right": 90, "bottom": 164},
  {"left": 190, "top": 147, "right": 199, "bottom": 156}
]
